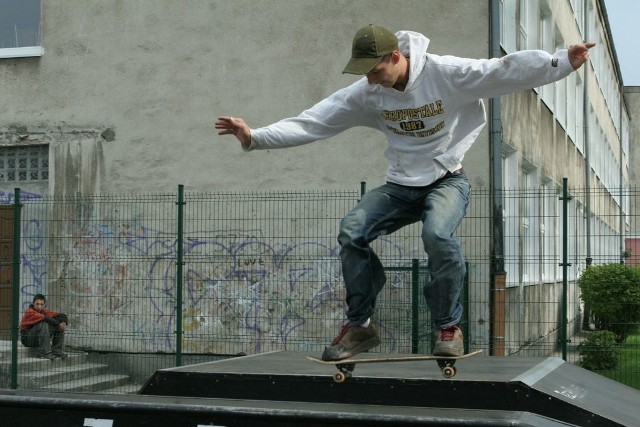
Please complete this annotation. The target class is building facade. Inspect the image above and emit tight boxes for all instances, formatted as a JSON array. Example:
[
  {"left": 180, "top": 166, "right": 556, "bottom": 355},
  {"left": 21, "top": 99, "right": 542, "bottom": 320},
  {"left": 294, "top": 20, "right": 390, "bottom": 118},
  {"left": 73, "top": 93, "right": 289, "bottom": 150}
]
[{"left": 0, "top": 0, "right": 634, "bottom": 357}]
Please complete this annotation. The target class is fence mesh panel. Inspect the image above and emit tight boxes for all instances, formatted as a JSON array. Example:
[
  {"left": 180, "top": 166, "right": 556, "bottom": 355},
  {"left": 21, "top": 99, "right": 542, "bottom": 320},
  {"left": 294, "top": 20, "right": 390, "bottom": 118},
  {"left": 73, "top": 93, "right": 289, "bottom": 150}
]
[{"left": 0, "top": 184, "right": 637, "bottom": 392}]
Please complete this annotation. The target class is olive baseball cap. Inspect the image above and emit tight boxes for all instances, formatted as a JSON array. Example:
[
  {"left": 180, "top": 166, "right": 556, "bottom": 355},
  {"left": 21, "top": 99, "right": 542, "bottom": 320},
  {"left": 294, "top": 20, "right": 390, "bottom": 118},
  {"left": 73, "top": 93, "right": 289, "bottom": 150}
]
[{"left": 342, "top": 24, "right": 399, "bottom": 75}]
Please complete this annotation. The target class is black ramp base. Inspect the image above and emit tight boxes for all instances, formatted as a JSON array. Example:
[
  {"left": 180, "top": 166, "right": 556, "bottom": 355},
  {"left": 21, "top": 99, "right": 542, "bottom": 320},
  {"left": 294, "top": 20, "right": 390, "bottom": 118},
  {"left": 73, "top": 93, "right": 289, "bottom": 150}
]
[
  {"left": 0, "top": 389, "right": 574, "bottom": 426},
  {"left": 139, "top": 350, "right": 640, "bottom": 426},
  {"left": 514, "top": 357, "right": 640, "bottom": 426}
]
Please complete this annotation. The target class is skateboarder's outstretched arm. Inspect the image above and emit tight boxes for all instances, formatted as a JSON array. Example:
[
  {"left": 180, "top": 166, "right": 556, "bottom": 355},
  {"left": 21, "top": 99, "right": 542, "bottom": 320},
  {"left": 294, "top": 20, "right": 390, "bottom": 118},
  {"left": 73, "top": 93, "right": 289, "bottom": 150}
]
[
  {"left": 215, "top": 116, "right": 252, "bottom": 150},
  {"left": 215, "top": 42, "right": 594, "bottom": 152}
]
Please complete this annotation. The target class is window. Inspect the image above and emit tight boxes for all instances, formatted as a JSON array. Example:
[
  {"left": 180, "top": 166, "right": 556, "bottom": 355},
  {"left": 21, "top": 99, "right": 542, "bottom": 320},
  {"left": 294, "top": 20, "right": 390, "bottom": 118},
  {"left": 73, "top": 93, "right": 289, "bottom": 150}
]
[
  {"left": 0, "top": 0, "right": 43, "bottom": 58},
  {"left": 554, "top": 32, "right": 566, "bottom": 129},
  {"left": 541, "top": 179, "right": 557, "bottom": 282},
  {"left": 0, "top": 145, "right": 49, "bottom": 182},
  {"left": 502, "top": 148, "right": 519, "bottom": 286},
  {"left": 518, "top": 0, "right": 539, "bottom": 50},
  {"left": 570, "top": 0, "right": 584, "bottom": 32},
  {"left": 522, "top": 164, "right": 539, "bottom": 284},
  {"left": 574, "top": 74, "right": 584, "bottom": 152},
  {"left": 570, "top": 201, "right": 583, "bottom": 281},
  {"left": 517, "top": 0, "right": 528, "bottom": 50},
  {"left": 538, "top": 1, "right": 554, "bottom": 107},
  {"left": 566, "top": 72, "right": 576, "bottom": 141},
  {"left": 500, "top": 0, "right": 517, "bottom": 53},
  {"left": 622, "top": 115, "right": 629, "bottom": 158}
]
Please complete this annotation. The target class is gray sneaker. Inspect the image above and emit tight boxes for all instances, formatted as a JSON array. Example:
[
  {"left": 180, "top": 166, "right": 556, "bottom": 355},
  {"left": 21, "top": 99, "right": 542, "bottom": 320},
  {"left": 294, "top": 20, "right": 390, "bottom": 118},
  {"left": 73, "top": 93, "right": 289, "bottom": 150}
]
[
  {"left": 433, "top": 325, "right": 464, "bottom": 356},
  {"left": 321, "top": 322, "right": 381, "bottom": 361}
]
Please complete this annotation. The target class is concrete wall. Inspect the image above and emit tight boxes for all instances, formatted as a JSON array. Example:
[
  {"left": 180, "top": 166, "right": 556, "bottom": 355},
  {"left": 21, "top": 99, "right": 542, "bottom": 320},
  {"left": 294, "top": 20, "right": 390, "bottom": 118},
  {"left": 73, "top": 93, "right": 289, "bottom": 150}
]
[
  {"left": 625, "top": 87, "right": 640, "bottom": 236},
  {"left": 501, "top": 90, "right": 588, "bottom": 187},
  {"left": 626, "top": 87, "right": 640, "bottom": 189},
  {"left": 0, "top": 0, "right": 496, "bottom": 356},
  {"left": 6, "top": 0, "right": 629, "bottom": 358},
  {"left": 0, "top": 0, "right": 490, "bottom": 195}
]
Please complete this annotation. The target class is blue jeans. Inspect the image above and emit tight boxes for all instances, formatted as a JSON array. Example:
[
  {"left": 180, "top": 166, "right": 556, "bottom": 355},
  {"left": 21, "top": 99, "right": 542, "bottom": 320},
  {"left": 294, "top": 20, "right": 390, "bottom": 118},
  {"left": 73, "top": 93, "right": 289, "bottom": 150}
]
[{"left": 338, "top": 171, "right": 470, "bottom": 329}]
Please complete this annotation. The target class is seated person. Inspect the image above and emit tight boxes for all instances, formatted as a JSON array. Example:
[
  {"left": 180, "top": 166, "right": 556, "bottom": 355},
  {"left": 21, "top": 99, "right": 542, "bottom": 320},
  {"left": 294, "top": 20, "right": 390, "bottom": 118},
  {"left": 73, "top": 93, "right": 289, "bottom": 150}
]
[{"left": 19, "top": 294, "right": 68, "bottom": 360}]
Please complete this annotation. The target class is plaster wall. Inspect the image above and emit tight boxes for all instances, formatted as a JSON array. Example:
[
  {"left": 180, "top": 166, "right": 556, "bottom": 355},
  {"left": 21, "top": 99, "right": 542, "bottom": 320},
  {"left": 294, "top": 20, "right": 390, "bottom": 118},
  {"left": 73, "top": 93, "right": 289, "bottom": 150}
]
[
  {"left": 0, "top": 0, "right": 490, "bottom": 195},
  {"left": 625, "top": 87, "right": 640, "bottom": 234},
  {"left": 626, "top": 88, "right": 640, "bottom": 189}
]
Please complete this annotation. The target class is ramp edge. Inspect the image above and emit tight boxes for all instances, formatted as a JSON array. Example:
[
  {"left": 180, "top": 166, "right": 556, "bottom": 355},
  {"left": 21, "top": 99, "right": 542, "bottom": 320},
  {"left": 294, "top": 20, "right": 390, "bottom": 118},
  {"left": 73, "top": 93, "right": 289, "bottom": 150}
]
[{"left": 511, "top": 357, "right": 564, "bottom": 387}]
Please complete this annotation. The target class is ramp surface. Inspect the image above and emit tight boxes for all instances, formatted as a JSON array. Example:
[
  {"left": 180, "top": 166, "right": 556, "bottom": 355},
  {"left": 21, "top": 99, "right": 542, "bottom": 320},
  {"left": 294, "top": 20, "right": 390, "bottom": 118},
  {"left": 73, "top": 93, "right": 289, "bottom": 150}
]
[{"left": 139, "top": 350, "right": 639, "bottom": 426}]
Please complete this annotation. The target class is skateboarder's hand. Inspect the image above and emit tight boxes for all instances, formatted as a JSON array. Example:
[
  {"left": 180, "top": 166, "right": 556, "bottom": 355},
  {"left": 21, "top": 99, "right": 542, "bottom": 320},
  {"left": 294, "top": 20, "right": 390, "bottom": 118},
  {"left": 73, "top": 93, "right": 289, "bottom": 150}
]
[
  {"left": 215, "top": 116, "right": 251, "bottom": 150},
  {"left": 568, "top": 42, "right": 595, "bottom": 70}
]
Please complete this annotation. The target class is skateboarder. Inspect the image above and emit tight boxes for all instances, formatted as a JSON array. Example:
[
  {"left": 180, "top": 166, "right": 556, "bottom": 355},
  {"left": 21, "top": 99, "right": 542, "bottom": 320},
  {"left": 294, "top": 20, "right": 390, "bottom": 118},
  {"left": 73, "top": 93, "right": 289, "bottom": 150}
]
[{"left": 215, "top": 25, "right": 594, "bottom": 361}]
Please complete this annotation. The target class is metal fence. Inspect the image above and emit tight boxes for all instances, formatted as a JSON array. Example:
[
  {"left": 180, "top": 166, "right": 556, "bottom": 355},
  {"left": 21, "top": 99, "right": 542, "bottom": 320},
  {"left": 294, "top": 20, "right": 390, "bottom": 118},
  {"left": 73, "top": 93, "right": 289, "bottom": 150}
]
[{"left": 0, "top": 181, "right": 638, "bottom": 392}]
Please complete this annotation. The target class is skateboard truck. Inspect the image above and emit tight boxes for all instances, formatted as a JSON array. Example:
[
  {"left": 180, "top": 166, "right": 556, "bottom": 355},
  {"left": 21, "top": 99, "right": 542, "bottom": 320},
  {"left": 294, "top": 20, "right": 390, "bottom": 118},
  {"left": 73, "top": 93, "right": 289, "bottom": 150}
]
[
  {"left": 334, "top": 363, "right": 355, "bottom": 383},
  {"left": 436, "top": 359, "right": 457, "bottom": 378}
]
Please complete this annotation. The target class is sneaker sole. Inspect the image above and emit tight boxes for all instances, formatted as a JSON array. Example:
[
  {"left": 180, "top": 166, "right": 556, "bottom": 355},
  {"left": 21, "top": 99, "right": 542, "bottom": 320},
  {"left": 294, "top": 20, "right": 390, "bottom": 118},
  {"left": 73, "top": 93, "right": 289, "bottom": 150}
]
[{"left": 433, "top": 344, "right": 464, "bottom": 357}]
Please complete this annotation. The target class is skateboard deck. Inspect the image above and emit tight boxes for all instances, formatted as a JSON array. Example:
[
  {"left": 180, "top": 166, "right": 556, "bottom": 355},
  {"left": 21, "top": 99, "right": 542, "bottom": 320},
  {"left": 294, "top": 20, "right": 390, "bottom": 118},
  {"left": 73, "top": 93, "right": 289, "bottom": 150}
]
[{"left": 308, "top": 349, "right": 482, "bottom": 383}]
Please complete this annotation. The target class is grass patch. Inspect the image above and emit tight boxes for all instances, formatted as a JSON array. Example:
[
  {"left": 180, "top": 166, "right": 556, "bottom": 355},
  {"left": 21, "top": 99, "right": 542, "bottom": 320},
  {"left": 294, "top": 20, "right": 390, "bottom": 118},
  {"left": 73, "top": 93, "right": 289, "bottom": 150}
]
[{"left": 596, "top": 331, "right": 640, "bottom": 389}]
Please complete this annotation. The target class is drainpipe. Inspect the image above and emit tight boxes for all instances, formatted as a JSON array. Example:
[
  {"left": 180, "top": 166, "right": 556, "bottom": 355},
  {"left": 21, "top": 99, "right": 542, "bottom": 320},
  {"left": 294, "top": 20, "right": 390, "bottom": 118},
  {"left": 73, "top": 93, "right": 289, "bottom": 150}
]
[
  {"left": 580, "top": 0, "right": 593, "bottom": 331},
  {"left": 489, "top": 0, "right": 506, "bottom": 357},
  {"left": 583, "top": 0, "right": 592, "bottom": 263}
]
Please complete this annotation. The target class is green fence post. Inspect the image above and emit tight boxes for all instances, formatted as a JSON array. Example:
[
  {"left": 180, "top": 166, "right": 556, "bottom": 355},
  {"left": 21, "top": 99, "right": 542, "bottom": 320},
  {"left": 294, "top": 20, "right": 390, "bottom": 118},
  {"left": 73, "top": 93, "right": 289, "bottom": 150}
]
[
  {"left": 10, "top": 188, "right": 21, "bottom": 389},
  {"left": 462, "top": 262, "right": 470, "bottom": 355},
  {"left": 559, "top": 178, "right": 572, "bottom": 361},
  {"left": 411, "top": 258, "right": 420, "bottom": 354},
  {"left": 175, "top": 185, "right": 185, "bottom": 367}
]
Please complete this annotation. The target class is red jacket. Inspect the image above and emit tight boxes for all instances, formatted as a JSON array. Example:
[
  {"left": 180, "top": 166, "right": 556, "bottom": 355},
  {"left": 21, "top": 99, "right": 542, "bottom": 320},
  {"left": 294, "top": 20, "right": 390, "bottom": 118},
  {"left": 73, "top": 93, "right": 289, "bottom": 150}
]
[{"left": 19, "top": 305, "right": 61, "bottom": 331}]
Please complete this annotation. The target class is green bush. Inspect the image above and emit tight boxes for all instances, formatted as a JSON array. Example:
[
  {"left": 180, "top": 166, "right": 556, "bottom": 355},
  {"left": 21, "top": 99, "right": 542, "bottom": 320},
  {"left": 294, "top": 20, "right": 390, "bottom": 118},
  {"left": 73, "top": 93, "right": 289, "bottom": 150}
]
[
  {"left": 577, "top": 330, "right": 620, "bottom": 370},
  {"left": 578, "top": 263, "right": 640, "bottom": 343}
]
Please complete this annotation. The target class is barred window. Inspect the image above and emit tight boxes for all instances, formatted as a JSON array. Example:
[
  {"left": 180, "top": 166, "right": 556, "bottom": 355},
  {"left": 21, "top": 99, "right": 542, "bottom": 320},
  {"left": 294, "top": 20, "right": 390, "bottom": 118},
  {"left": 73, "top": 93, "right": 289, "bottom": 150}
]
[{"left": 0, "top": 145, "right": 48, "bottom": 182}]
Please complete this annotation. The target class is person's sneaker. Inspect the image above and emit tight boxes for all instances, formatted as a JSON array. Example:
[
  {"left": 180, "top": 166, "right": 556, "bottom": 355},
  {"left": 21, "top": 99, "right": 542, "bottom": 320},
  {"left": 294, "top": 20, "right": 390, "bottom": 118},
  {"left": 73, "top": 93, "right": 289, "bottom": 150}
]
[
  {"left": 433, "top": 325, "right": 464, "bottom": 357},
  {"left": 53, "top": 352, "right": 67, "bottom": 360},
  {"left": 37, "top": 352, "right": 56, "bottom": 361},
  {"left": 321, "top": 321, "right": 381, "bottom": 361}
]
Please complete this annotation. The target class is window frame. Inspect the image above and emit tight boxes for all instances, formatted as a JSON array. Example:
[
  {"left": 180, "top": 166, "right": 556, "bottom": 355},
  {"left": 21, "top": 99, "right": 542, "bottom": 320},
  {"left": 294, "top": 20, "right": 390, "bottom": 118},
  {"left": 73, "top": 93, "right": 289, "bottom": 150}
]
[
  {"left": 0, "top": 46, "right": 43, "bottom": 59},
  {"left": 0, "top": 0, "right": 43, "bottom": 59}
]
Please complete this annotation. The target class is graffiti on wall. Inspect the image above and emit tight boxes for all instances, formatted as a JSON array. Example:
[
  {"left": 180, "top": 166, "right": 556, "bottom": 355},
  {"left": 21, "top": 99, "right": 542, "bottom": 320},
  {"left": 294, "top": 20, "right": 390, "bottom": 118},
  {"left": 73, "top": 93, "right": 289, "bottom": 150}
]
[
  {"left": 0, "top": 189, "right": 43, "bottom": 205},
  {"left": 18, "top": 206, "right": 421, "bottom": 355}
]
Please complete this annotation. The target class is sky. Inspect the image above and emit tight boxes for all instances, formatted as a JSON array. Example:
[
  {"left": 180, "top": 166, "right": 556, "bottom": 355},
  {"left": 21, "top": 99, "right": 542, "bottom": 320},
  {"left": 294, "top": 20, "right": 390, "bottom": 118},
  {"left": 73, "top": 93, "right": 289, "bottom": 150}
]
[{"left": 603, "top": 0, "right": 640, "bottom": 86}]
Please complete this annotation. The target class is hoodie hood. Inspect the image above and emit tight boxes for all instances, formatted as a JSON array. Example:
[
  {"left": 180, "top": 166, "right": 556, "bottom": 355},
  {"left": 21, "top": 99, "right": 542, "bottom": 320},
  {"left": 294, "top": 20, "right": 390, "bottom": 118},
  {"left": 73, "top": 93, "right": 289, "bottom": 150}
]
[{"left": 396, "top": 30, "right": 430, "bottom": 91}]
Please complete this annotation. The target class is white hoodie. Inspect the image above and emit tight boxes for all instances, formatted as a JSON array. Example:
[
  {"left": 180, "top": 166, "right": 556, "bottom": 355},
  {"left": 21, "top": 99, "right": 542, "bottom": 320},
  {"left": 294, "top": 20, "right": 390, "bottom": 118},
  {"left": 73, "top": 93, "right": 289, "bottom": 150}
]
[{"left": 249, "top": 31, "right": 575, "bottom": 186}]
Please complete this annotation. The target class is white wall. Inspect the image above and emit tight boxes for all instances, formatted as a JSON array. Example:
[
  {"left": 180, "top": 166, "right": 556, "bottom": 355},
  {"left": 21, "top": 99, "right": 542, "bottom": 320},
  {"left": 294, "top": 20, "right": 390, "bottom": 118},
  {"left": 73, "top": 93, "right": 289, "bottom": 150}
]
[{"left": 0, "top": 0, "right": 490, "bottom": 195}]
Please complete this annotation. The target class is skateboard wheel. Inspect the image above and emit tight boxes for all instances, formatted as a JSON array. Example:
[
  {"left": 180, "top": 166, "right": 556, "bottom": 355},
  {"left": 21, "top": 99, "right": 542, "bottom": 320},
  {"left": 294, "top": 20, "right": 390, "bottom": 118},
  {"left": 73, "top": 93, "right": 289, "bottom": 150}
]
[
  {"left": 333, "top": 371, "right": 348, "bottom": 383},
  {"left": 442, "top": 366, "right": 456, "bottom": 378}
]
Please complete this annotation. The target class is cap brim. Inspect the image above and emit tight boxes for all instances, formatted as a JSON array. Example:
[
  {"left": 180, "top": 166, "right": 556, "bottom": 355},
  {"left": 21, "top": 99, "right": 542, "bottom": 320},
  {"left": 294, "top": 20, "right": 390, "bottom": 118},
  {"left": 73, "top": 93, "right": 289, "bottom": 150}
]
[{"left": 342, "top": 56, "right": 383, "bottom": 75}]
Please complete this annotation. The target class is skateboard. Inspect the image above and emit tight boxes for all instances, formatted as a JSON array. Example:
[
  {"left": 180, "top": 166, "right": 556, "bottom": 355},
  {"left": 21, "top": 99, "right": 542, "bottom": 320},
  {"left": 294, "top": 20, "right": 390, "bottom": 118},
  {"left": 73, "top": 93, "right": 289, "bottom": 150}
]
[{"left": 307, "top": 349, "right": 482, "bottom": 383}]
